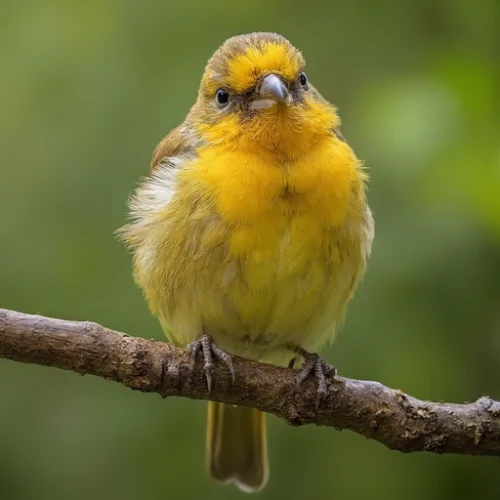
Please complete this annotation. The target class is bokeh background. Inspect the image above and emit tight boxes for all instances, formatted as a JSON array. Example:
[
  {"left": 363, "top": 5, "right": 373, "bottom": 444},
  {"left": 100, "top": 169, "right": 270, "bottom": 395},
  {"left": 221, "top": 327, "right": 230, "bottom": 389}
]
[{"left": 1, "top": 1, "right": 499, "bottom": 499}]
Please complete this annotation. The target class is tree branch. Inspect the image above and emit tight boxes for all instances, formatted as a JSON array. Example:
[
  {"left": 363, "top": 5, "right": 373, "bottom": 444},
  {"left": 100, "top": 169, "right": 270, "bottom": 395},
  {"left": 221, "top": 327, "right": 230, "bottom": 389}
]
[{"left": 1, "top": 307, "right": 499, "bottom": 456}]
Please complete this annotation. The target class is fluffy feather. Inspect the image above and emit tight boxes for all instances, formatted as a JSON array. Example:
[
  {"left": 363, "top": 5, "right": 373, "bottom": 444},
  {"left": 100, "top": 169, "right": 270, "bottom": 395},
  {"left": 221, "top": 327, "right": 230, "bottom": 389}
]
[{"left": 118, "top": 32, "right": 374, "bottom": 492}]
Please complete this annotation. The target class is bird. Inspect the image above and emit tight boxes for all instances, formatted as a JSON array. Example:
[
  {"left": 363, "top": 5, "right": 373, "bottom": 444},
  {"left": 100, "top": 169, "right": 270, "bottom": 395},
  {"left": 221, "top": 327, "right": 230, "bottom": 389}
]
[{"left": 118, "top": 32, "right": 374, "bottom": 493}]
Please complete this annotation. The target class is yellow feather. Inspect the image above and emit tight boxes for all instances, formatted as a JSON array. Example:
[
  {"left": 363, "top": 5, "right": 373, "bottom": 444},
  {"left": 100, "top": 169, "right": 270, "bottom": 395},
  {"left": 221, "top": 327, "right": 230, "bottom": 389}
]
[
  {"left": 223, "top": 41, "right": 303, "bottom": 93},
  {"left": 124, "top": 121, "right": 370, "bottom": 362},
  {"left": 118, "top": 32, "right": 374, "bottom": 492}
]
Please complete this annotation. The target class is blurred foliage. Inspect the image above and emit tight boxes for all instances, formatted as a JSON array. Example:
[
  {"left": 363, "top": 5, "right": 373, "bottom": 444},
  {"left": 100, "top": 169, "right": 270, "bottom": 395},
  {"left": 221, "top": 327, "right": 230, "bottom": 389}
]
[{"left": 1, "top": 0, "right": 500, "bottom": 499}]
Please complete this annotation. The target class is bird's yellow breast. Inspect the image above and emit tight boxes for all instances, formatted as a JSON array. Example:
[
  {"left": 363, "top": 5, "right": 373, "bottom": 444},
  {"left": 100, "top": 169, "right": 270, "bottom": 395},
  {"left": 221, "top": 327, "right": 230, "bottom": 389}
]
[
  {"left": 135, "top": 135, "right": 369, "bottom": 363},
  {"left": 193, "top": 136, "right": 355, "bottom": 226}
]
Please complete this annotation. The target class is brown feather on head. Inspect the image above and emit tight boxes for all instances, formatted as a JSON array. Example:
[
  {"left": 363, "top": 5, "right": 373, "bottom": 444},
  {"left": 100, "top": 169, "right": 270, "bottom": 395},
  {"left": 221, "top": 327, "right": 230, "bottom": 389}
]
[{"left": 190, "top": 32, "right": 312, "bottom": 119}]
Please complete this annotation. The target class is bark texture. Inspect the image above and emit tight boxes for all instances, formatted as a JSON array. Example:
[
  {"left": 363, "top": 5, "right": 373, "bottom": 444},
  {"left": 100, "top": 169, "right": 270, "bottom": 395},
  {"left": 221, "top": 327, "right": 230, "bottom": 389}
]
[{"left": 1, "top": 308, "right": 499, "bottom": 456}]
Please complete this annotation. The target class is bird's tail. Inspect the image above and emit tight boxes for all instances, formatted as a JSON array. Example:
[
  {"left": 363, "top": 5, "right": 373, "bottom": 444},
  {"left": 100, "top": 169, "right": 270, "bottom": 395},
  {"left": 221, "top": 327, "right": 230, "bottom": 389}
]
[{"left": 206, "top": 402, "right": 269, "bottom": 493}]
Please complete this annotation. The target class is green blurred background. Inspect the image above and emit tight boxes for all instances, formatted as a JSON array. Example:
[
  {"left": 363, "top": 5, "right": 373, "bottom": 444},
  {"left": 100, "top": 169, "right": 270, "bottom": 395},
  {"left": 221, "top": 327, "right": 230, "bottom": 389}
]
[{"left": 1, "top": 0, "right": 499, "bottom": 499}]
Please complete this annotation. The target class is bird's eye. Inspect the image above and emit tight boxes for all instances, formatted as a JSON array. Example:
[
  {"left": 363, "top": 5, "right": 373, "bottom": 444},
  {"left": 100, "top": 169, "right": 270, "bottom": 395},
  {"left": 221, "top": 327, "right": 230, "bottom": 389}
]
[
  {"left": 299, "top": 72, "right": 308, "bottom": 87},
  {"left": 215, "top": 88, "right": 230, "bottom": 108}
]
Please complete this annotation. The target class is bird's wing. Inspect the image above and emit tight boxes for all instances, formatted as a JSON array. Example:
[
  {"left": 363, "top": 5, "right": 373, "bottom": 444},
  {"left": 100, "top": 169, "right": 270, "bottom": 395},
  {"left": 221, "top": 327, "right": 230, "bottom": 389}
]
[{"left": 150, "top": 125, "right": 195, "bottom": 170}]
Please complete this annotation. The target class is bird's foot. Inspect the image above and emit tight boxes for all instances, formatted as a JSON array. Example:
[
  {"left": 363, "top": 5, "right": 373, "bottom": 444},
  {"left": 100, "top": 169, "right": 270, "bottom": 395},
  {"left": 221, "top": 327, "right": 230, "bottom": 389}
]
[
  {"left": 289, "top": 346, "right": 337, "bottom": 409},
  {"left": 187, "top": 334, "right": 235, "bottom": 393}
]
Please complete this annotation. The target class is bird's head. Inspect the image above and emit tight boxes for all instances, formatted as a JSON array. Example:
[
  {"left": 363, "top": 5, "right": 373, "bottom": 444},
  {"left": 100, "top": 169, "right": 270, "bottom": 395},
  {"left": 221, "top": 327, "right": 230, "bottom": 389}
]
[{"left": 190, "top": 32, "right": 340, "bottom": 157}]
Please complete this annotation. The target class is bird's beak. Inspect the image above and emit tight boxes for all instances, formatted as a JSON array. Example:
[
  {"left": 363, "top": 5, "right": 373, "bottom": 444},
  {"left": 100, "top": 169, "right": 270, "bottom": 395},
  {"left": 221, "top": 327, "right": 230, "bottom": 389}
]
[
  {"left": 259, "top": 74, "right": 289, "bottom": 101},
  {"left": 249, "top": 74, "right": 289, "bottom": 110}
]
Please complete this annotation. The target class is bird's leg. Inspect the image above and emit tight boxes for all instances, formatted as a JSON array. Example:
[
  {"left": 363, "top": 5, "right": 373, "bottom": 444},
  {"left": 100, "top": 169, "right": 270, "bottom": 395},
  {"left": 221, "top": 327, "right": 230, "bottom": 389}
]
[
  {"left": 288, "top": 345, "right": 337, "bottom": 409},
  {"left": 187, "top": 334, "right": 235, "bottom": 393}
]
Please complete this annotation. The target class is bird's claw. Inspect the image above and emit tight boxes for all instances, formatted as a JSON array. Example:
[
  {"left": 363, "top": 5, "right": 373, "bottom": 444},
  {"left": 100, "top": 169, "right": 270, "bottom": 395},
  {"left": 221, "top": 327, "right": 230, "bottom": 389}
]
[
  {"left": 187, "top": 334, "right": 235, "bottom": 393},
  {"left": 293, "top": 348, "right": 337, "bottom": 409}
]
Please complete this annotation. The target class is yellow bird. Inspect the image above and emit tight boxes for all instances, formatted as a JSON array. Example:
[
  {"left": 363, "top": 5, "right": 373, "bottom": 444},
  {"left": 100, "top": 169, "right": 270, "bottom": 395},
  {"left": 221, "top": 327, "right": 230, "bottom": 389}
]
[{"left": 119, "top": 32, "right": 373, "bottom": 492}]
